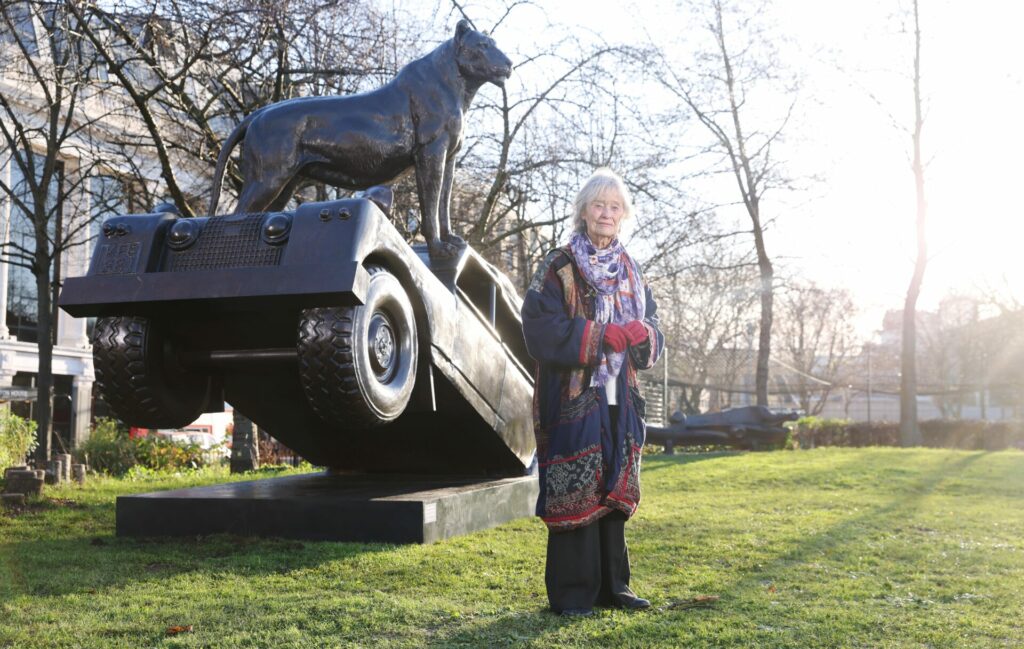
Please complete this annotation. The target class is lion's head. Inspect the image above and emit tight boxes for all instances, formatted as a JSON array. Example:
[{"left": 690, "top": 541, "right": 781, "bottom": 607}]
[{"left": 454, "top": 20, "right": 512, "bottom": 87}]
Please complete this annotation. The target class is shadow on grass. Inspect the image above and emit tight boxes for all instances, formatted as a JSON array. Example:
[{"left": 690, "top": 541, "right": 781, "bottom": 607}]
[
  {"left": 417, "top": 451, "right": 977, "bottom": 647},
  {"left": 532, "top": 451, "right": 996, "bottom": 647},
  {"left": 641, "top": 450, "right": 744, "bottom": 472},
  {"left": 727, "top": 449, "right": 984, "bottom": 554},
  {"left": 423, "top": 607, "right": 575, "bottom": 648},
  {"left": 4, "top": 451, "right": 1003, "bottom": 647},
  {"left": 0, "top": 510, "right": 399, "bottom": 600}
]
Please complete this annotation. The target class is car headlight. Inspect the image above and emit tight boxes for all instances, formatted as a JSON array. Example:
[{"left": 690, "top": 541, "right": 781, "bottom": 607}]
[
  {"left": 262, "top": 213, "right": 291, "bottom": 245},
  {"left": 167, "top": 219, "right": 199, "bottom": 250}
]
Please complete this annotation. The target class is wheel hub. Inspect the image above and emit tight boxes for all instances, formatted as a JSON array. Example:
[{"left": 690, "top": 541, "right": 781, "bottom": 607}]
[{"left": 368, "top": 313, "right": 396, "bottom": 380}]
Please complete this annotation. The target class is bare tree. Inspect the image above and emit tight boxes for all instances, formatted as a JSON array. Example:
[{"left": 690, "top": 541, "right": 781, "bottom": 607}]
[
  {"left": 900, "top": 0, "right": 926, "bottom": 445},
  {"left": 914, "top": 292, "right": 1024, "bottom": 420},
  {"left": 71, "top": 0, "right": 420, "bottom": 470},
  {"left": 976, "top": 281, "right": 1024, "bottom": 418},
  {"left": 645, "top": 232, "right": 758, "bottom": 413},
  {"left": 445, "top": 12, "right": 637, "bottom": 285},
  {"left": 774, "top": 281, "right": 858, "bottom": 415},
  {"left": 916, "top": 295, "right": 982, "bottom": 418},
  {"left": 410, "top": 1, "right": 705, "bottom": 292},
  {"left": 655, "top": 0, "right": 796, "bottom": 406},
  {"left": 0, "top": 1, "right": 135, "bottom": 461},
  {"left": 72, "top": 0, "right": 419, "bottom": 217}
]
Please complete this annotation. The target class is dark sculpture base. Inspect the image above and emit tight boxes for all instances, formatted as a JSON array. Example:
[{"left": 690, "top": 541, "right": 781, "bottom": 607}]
[{"left": 116, "top": 472, "right": 538, "bottom": 544}]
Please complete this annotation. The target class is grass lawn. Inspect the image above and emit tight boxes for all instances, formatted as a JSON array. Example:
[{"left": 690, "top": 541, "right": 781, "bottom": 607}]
[{"left": 1, "top": 448, "right": 1022, "bottom": 648}]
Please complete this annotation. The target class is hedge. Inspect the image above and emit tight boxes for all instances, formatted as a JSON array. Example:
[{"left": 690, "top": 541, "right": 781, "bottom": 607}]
[{"left": 791, "top": 416, "right": 1024, "bottom": 450}]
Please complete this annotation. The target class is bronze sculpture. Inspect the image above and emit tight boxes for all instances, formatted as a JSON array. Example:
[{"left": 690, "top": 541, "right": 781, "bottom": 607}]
[
  {"left": 207, "top": 20, "right": 512, "bottom": 258},
  {"left": 58, "top": 21, "right": 538, "bottom": 544},
  {"left": 60, "top": 197, "right": 536, "bottom": 474}
]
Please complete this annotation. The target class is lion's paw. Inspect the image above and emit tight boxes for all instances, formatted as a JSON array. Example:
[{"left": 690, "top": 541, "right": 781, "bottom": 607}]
[
  {"left": 427, "top": 239, "right": 459, "bottom": 259},
  {"left": 441, "top": 233, "right": 467, "bottom": 247}
]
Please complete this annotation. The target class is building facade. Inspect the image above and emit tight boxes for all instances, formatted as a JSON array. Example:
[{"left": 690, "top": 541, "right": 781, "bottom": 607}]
[{"left": 0, "top": 154, "right": 118, "bottom": 449}]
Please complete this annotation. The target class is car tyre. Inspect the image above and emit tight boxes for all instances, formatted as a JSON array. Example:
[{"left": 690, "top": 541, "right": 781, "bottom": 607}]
[
  {"left": 91, "top": 316, "right": 210, "bottom": 428},
  {"left": 298, "top": 266, "right": 418, "bottom": 427}
]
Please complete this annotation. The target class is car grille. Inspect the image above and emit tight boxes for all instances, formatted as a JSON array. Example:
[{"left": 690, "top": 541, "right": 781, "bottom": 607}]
[{"left": 166, "top": 214, "right": 283, "bottom": 271}]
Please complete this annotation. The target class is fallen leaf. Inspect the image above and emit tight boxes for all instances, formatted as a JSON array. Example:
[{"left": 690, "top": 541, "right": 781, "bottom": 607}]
[
  {"left": 165, "top": 625, "right": 193, "bottom": 636},
  {"left": 767, "top": 584, "right": 777, "bottom": 594},
  {"left": 663, "top": 595, "right": 720, "bottom": 610}
]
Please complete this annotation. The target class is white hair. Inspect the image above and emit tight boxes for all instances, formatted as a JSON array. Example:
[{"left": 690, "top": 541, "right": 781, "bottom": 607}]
[{"left": 572, "top": 167, "right": 634, "bottom": 234}]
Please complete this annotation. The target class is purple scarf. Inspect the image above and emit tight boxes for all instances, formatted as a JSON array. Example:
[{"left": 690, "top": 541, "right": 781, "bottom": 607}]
[{"left": 568, "top": 232, "right": 646, "bottom": 388}]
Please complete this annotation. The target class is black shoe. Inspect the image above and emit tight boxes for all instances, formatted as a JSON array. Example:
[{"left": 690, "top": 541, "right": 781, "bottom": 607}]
[
  {"left": 559, "top": 608, "right": 594, "bottom": 617},
  {"left": 618, "top": 596, "right": 651, "bottom": 610}
]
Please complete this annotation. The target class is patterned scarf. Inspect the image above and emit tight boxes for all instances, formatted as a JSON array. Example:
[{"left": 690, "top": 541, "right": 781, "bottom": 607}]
[{"left": 568, "top": 231, "right": 646, "bottom": 388}]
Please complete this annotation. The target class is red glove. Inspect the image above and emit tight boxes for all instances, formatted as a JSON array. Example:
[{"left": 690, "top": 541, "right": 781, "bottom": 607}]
[
  {"left": 624, "top": 320, "right": 648, "bottom": 346},
  {"left": 602, "top": 323, "right": 628, "bottom": 353}
]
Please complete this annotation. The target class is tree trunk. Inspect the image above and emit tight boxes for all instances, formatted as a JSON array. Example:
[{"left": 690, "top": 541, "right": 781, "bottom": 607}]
[
  {"left": 900, "top": 0, "right": 926, "bottom": 447},
  {"left": 755, "top": 262, "right": 773, "bottom": 406},
  {"left": 900, "top": 285, "right": 922, "bottom": 445},
  {"left": 33, "top": 268, "right": 54, "bottom": 464},
  {"left": 751, "top": 212, "right": 773, "bottom": 407},
  {"left": 230, "top": 408, "right": 259, "bottom": 473}
]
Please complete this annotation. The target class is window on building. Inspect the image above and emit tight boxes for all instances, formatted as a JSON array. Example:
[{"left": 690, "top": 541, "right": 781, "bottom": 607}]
[
  {"left": 0, "top": 2, "right": 38, "bottom": 56},
  {"left": 90, "top": 174, "right": 133, "bottom": 219},
  {"left": 40, "top": 3, "right": 108, "bottom": 83},
  {"left": 6, "top": 155, "right": 63, "bottom": 343}
]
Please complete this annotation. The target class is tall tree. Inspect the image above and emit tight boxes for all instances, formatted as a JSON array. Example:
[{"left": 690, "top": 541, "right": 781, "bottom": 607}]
[
  {"left": 68, "top": 0, "right": 417, "bottom": 468},
  {"left": 444, "top": 3, "right": 672, "bottom": 288},
  {"left": 899, "top": 0, "right": 927, "bottom": 445},
  {"left": 73, "top": 0, "right": 416, "bottom": 218},
  {"left": 917, "top": 295, "right": 984, "bottom": 419},
  {"left": 646, "top": 234, "right": 758, "bottom": 413},
  {"left": 655, "top": 0, "right": 796, "bottom": 406},
  {"left": 0, "top": 1, "right": 132, "bottom": 461},
  {"left": 774, "top": 281, "right": 858, "bottom": 415}
]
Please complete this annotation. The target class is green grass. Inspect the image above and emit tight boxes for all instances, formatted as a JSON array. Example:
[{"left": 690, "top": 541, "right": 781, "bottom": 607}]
[{"left": 2, "top": 448, "right": 1023, "bottom": 648}]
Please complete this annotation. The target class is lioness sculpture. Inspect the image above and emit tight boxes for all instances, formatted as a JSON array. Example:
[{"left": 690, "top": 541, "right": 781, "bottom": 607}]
[{"left": 207, "top": 20, "right": 512, "bottom": 258}]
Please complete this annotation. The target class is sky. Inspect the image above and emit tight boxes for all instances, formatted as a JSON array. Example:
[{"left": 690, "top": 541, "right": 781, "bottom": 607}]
[{"left": 427, "top": 0, "right": 1024, "bottom": 337}]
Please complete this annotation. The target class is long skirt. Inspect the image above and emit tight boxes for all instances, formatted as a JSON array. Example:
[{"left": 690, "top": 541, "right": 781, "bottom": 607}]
[{"left": 545, "top": 509, "right": 637, "bottom": 612}]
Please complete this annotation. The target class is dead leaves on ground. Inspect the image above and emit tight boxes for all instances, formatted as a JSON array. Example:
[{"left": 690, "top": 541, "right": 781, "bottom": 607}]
[
  {"left": 165, "top": 625, "right": 193, "bottom": 636},
  {"left": 662, "top": 595, "right": 720, "bottom": 611}
]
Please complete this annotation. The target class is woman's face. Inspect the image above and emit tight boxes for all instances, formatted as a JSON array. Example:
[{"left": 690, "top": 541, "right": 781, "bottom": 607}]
[{"left": 582, "top": 189, "right": 625, "bottom": 245}]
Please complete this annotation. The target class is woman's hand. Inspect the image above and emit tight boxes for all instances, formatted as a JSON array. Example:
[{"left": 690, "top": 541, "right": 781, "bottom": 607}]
[
  {"left": 623, "top": 320, "right": 648, "bottom": 346},
  {"left": 602, "top": 323, "right": 628, "bottom": 353}
]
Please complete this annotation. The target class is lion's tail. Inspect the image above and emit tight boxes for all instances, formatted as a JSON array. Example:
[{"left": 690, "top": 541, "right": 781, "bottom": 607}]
[{"left": 208, "top": 111, "right": 258, "bottom": 216}]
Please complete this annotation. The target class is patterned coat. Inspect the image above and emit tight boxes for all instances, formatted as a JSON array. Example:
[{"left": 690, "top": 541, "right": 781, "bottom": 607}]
[{"left": 521, "top": 246, "right": 664, "bottom": 532}]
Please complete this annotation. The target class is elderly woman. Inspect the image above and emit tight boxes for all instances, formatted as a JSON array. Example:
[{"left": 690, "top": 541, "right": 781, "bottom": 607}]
[{"left": 521, "top": 168, "right": 664, "bottom": 617}]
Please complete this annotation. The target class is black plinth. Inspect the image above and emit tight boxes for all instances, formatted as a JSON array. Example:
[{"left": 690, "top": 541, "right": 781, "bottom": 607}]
[{"left": 116, "top": 472, "right": 539, "bottom": 544}]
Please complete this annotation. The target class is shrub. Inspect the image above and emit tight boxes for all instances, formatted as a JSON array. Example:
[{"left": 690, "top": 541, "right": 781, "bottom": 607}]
[
  {"left": 844, "top": 422, "right": 901, "bottom": 447},
  {"left": 0, "top": 411, "right": 38, "bottom": 470},
  {"left": 920, "top": 420, "right": 1024, "bottom": 451},
  {"left": 133, "top": 435, "right": 208, "bottom": 472},
  {"left": 790, "top": 416, "right": 852, "bottom": 448},
  {"left": 77, "top": 418, "right": 134, "bottom": 475},
  {"left": 787, "top": 417, "right": 1024, "bottom": 450},
  {"left": 77, "top": 418, "right": 213, "bottom": 475}
]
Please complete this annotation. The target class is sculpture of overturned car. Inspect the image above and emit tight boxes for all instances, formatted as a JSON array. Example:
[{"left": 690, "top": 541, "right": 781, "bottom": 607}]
[{"left": 60, "top": 199, "right": 535, "bottom": 476}]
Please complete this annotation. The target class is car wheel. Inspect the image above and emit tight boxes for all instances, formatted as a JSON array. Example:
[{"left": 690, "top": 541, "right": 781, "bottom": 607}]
[
  {"left": 91, "top": 316, "right": 210, "bottom": 428},
  {"left": 297, "top": 266, "right": 418, "bottom": 427}
]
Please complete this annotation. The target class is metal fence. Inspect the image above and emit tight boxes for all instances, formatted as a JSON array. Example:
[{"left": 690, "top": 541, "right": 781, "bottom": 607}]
[{"left": 639, "top": 350, "right": 1023, "bottom": 426}]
